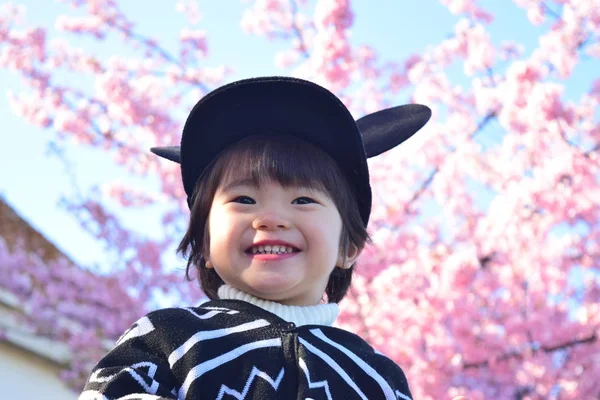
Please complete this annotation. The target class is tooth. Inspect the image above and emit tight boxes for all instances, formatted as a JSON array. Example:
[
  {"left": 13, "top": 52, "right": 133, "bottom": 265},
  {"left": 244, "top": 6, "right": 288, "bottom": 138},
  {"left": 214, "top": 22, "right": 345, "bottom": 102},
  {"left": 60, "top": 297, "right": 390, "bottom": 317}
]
[
  {"left": 265, "top": 245, "right": 272, "bottom": 252},
  {"left": 258, "top": 246, "right": 264, "bottom": 252},
  {"left": 272, "top": 245, "right": 280, "bottom": 252},
  {"left": 252, "top": 247, "right": 258, "bottom": 254},
  {"left": 287, "top": 246, "right": 293, "bottom": 253}
]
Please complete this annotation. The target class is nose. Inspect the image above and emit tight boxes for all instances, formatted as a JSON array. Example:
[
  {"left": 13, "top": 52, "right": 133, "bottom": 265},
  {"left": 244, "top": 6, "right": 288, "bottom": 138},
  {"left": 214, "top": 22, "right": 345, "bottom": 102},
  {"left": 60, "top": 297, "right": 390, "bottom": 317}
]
[{"left": 252, "top": 214, "right": 291, "bottom": 230}]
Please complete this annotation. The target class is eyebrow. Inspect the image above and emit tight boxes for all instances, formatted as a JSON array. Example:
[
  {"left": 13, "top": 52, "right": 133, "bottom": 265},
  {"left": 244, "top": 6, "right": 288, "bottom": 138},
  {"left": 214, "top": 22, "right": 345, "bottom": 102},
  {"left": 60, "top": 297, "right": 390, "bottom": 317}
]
[{"left": 219, "top": 178, "right": 258, "bottom": 194}]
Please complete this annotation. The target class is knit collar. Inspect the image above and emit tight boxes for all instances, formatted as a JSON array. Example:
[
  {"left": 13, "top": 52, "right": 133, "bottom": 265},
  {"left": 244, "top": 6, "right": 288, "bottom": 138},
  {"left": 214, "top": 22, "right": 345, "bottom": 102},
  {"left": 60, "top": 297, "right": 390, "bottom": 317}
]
[{"left": 217, "top": 285, "right": 339, "bottom": 326}]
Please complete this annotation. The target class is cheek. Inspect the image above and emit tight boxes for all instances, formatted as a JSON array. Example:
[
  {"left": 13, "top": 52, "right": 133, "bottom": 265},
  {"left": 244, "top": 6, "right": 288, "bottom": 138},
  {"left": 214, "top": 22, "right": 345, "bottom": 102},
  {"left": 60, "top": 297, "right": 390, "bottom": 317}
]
[
  {"left": 208, "top": 211, "right": 223, "bottom": 233},
  {"left": 207, "top": 210, "right": 225, "bottom": 251},
  {"left": 319, "top": 213, "right": 344, "bottom": 253},
  {"left": 208, "top": 209, "right": 240, "bottom": 249}
]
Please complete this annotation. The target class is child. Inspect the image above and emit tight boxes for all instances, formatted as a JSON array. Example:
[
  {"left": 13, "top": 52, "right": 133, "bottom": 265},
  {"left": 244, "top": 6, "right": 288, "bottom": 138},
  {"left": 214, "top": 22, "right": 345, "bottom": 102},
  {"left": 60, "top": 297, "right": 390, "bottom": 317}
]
[{"left": 79, "top": 76, "right": 431, "bottom": 400}]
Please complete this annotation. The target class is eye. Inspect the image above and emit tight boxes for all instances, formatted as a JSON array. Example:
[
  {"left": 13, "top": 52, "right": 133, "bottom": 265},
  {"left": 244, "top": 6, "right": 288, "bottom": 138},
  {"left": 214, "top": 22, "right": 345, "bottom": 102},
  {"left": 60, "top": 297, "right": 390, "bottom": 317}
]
[
  {"left": 232, "top": 196, "right": 255, "bottom": 204},
  {"left": 292, "top": 196, "right": 317, "bottom": 205}
]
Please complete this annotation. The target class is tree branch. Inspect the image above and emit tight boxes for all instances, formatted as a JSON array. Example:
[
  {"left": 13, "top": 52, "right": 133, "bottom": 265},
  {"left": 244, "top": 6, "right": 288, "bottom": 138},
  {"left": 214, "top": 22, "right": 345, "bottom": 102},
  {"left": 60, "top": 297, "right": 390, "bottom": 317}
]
[
  {"left": 403, "top": 112, "right": 496, "bottom": 214},
  {"left": 463, "top": 333, "right": 598, "bottom": 369},
  {"left": 288, "top": 0, "right": 310, "bottom": 59},
  {"left": 470, "top": 111, "right": 497, "bottom": 139},
  {"left": 584, "top": 143, "right": 600, "bottom": 158},
  {"left": 557, "top": 121, "right": 599, "bottom": 165},
  {"left": 541, "top": 3, "right": 562, "bottom": 20},
  {"left": 403, "top": 167, "right": 438, "bottom": 214}
]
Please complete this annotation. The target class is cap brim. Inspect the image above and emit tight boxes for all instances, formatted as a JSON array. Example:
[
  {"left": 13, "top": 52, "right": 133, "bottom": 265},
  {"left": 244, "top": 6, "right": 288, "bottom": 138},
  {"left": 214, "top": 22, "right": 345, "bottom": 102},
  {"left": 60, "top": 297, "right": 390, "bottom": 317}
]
[{"left": 150, "top": 104, "right": 432, "bottom": 163}]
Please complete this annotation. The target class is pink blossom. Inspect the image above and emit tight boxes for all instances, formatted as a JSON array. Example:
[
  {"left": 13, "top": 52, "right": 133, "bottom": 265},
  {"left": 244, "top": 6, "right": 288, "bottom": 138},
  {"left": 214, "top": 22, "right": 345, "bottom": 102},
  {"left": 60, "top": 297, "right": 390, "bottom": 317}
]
[
  {"left": 500, "top": 41, "right": 524, "bottom": 60},
  {"left": 103, "top": 183, "right": 157, "bottom": 207},
  {"left": 180, "top": 27, "right": 208, "bottom": 59},
  {"left": 274, "top": 49, "right": 301, "bottom": 68},
  {"left": 513, "top": 0, "right": 546, "bottom": 25},
  {"left": 240, "top": 0, "right": 293, "bottom": 36},
  {"left": 440, "top": 0, "right": 493, "bottom": 23},
  {"left": 587, "top": 42, "right": 600, "bottom": 58},
  {"left": 313, "top": 0, "right": 353, "bottom": 30},
  {"left": 0, "top": 0, "right": 598, "bottom": 396},
  {"left": 55, "top": 15, "right": 105, "bottom": 38},
  {"left": 591, "top": 78, "right": 600, "bottom": 97},
  {"left": 175, "top": 0, "right": 202, "bottom": 24}
]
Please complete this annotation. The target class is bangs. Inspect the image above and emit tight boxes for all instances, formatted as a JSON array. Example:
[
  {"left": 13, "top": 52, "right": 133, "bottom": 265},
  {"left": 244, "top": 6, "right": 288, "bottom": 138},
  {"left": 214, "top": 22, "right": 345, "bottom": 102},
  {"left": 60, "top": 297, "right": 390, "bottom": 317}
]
[{"left": 212, "top": 134, "right": 348, "bottom": 197}]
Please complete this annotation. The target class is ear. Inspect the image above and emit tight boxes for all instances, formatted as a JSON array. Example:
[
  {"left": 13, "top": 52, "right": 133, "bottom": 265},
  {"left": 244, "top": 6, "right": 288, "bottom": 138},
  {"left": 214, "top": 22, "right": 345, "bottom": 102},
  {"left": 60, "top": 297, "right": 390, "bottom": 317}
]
[
  {"left": 337, "top": 244, "right": 363, "bottom": 269},
  {"left": 204, "top": 257, "right": 214, "bottom": 269}
]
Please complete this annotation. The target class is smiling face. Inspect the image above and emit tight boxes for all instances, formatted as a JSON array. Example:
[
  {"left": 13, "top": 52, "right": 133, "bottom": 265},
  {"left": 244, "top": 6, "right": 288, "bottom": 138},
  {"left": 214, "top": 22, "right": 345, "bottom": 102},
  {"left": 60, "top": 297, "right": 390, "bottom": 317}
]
[
  {"left": 178, "top": 134, "right": 370, "bottom": 304},
  {"left": 207, "top": 179, "right": 348, "bottom": 305}
]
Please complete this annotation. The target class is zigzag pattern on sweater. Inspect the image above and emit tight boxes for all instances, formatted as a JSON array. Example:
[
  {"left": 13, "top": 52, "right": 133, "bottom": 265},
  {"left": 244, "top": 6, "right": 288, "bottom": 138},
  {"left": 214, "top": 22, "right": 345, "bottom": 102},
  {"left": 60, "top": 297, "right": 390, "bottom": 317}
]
[{"left": 215, "top": 366, "right": 285, "bottom": 400}]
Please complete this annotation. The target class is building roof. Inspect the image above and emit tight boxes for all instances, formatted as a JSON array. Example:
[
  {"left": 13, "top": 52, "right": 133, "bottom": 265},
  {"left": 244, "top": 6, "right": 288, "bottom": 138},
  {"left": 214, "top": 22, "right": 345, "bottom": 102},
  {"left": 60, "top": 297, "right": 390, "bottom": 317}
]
[{"left": 0, "top": 197, "right": 136, "bottom": 365}]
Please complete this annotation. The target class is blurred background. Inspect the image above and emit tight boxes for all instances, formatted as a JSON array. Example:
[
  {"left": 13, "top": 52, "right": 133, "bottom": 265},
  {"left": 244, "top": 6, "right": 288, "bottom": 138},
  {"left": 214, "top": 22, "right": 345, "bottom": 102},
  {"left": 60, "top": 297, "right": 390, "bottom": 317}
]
[{"left": 0, "top": 1, "right": 598, "bottom": 399}]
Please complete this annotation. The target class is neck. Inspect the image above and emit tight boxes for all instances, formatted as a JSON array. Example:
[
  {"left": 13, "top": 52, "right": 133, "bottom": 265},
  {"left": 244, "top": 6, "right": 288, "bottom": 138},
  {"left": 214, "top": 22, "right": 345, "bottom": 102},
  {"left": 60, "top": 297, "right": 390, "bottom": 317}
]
[{"left": 217, "top": 285, "right": 339, "bottom": 326}]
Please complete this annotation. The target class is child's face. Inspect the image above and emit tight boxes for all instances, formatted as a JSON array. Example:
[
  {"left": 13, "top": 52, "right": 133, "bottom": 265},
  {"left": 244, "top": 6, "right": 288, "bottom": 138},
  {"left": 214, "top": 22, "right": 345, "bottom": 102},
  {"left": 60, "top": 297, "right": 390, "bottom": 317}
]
[{"left": 206, "top": 179, "right": 346, "bottom": 306}]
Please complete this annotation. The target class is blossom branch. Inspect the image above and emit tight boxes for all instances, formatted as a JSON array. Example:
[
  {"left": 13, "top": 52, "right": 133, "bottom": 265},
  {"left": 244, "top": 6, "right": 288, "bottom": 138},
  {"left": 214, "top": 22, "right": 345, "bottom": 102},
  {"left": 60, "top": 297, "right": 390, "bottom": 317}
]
[
  {"left": 403, "top": 111, "right": 497, "bottom": 214},
  {"left": 540, "top": 3, "right": 561, "bottom": 20},
  {"left": 463, "top": 333, "right": 598, "bottom": 369},
  {"left": 288, "top": 0, "right": 309, "bottom": 58}
]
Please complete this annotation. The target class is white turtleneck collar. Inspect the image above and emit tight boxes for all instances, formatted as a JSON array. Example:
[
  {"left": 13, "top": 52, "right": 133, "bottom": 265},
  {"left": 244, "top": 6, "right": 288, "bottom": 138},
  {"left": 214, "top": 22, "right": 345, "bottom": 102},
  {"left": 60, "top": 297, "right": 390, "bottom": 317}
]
[{"left": 217, "top": 285, "right": 339, "bottom": 327}]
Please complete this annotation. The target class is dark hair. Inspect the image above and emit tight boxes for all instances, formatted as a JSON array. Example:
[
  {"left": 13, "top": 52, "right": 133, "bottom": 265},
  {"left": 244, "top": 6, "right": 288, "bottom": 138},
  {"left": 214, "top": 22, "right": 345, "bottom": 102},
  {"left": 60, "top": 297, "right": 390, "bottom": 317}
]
[{"left": 177, "top": 134, "right": 370, "bottom": 303}]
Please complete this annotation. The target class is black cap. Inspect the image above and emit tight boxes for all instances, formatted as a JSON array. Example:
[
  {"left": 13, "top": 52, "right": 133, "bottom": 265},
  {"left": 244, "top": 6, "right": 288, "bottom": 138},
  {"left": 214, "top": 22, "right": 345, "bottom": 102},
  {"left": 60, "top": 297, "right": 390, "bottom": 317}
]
[{"left": 151, "top": 76, "right": 431, "bottom": 226}]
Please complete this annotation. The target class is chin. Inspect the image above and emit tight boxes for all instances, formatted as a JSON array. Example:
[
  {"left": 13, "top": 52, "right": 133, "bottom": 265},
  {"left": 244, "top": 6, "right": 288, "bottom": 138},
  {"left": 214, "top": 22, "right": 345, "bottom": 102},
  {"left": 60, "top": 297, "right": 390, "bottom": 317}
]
[
  {"left": 248, "top": 283, "right": 295, "bottom": 298},
  {"left": 245, "top": 281, "right": 301, "bottom": 301}
]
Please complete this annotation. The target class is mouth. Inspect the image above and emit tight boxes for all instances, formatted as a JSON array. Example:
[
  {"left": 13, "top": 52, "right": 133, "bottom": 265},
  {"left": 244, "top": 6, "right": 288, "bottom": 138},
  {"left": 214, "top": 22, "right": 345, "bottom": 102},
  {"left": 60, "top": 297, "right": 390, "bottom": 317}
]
[{"left": 245, "top": 243, "right": 301, "bottom": 255}]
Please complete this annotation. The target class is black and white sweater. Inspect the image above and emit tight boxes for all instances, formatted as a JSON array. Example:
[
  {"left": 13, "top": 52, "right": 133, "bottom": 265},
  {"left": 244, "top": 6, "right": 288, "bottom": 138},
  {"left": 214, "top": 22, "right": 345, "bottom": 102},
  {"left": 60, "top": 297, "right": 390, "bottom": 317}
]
[{"left": 80, "top": 289, "right": 413, "bottom": 400}]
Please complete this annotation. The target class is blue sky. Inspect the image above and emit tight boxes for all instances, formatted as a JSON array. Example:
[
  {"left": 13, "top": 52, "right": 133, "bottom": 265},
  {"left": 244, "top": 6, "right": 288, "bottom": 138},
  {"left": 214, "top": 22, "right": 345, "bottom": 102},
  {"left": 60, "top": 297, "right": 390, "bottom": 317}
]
[{"left": 0, "top": 0, "right": 597, "bottom": 271}]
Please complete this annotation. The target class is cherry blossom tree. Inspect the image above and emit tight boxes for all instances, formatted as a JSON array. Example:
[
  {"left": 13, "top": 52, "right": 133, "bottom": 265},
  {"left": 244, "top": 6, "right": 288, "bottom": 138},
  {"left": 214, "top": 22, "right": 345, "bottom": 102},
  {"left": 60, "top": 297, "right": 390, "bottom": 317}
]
[{"left": 1, "top": 0, "right": 599, "bottom": 398}]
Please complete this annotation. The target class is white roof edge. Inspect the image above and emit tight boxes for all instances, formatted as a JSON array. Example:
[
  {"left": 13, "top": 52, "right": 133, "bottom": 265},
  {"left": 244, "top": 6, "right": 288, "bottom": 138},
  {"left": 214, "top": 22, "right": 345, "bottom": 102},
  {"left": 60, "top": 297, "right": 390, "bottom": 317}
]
[
  {"left": 0, "top": 287, "right": 113, "bottom": 365},
  {"left": 2, "top": 323, "right": 72, "bottom": 364}
]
